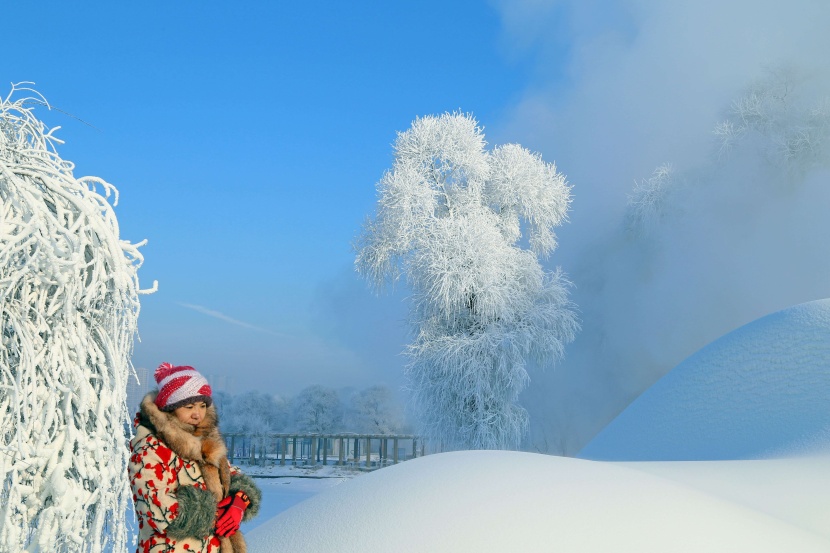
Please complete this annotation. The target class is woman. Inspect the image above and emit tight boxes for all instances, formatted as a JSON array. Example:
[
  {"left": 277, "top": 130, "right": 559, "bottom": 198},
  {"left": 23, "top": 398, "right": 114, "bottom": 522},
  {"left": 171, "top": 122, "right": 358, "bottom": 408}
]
[{"left": 129, "top": 363, "right": 261, "bottom": 553}]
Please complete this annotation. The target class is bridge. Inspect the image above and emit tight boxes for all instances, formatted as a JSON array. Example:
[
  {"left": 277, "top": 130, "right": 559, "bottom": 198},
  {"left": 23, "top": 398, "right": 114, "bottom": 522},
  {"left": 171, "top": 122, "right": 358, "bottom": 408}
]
[{"left": 224, "top": 433, "right": 425, "bottom": 469}]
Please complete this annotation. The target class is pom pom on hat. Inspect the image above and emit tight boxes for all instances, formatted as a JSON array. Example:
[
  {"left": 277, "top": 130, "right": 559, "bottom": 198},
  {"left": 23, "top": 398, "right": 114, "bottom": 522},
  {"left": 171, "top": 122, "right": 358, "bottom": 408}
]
[{"left": 154, "top": 362, "right": 213, "bottom": 411}]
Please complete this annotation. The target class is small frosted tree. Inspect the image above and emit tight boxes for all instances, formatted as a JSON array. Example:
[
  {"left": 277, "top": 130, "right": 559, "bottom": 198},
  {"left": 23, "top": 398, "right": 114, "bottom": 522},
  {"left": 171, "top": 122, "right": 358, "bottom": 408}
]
[
  {"left": 0, "top": 85, "right": 154, "bottom": 552},
  {"left": 224, "top": 391, "right": 287, "bottom": 435},
  {"left": 290, "top": 385, "right": 343, "bottom": 433},
  {"left": 628, "top": 65, "right": 830, "bottom": 236},
  {"left": 211, "top": 390, "right": 235, "bottom": 419},
  {"left": 223, "top": 391, "right": 288, "bottom": 459},
  {"left": 349, "top": 385, "right": 403, "bottom": 434},
  {"left": 713, "top": 66, "right": 830, "bottom": 170},
  {"left": 355, "top": 113, "right": 579, "bottom": 450},
  {"left": 626, "top": 163, "right": 675, "bottom": 233}
]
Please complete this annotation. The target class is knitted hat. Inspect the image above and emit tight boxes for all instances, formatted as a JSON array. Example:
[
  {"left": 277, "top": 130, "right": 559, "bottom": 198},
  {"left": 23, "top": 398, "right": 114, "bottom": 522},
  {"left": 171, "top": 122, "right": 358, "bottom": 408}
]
[{"left": 154, "top": 362, "right": 213, "bottom": 411}]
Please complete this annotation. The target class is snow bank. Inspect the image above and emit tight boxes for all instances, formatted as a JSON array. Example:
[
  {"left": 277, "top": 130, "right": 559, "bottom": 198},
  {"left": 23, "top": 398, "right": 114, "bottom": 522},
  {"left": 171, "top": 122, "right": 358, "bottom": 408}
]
[
  {"left": 245, "top": 450, "right": 830, "bottom": 553},
  {"left": 246, "top": 300, "right": 830, "bottom": 552},
  {"left": 580, "top": 299, "right": 830, "bottom": 461}
]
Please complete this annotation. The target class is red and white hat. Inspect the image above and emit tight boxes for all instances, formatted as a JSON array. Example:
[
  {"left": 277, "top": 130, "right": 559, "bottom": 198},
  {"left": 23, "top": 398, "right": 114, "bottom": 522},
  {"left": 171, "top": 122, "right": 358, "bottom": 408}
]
[{"left": 153, "top": 362, "right": 213, "bottom": 411}]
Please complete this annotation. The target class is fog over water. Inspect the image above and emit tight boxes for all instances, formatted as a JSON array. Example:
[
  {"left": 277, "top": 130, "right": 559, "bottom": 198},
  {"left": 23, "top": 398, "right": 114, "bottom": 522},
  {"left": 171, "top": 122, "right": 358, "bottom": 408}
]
[{"left": 493, "top": 0, "right": 830, "bottom": 453}]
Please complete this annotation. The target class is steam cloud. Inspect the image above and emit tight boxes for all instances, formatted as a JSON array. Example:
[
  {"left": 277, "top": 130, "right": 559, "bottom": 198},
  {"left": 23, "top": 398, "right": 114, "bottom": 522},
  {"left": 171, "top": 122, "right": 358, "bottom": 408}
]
[{"left": 492, "top": 0, "right": 830, "bottom": 453}]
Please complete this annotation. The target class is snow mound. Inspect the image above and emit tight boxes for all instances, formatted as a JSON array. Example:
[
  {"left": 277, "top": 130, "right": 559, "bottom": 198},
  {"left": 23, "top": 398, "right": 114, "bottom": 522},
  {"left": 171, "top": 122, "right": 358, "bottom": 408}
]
[
  {"left": 246, "top": 450, "right": 830, "bottom": 553},
  {"left": 580, "top": 299, "right": 830, "bottom": 461}
]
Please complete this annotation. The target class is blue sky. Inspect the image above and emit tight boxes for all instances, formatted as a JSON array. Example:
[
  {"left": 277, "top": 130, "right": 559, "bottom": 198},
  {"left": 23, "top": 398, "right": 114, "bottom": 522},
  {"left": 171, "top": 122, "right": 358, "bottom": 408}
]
[
  {"left": 5, "top": 1, "right": 830, "bottom": 450},
  {"left": 3, "top": 1, "right": 553, "bottom": 395}
]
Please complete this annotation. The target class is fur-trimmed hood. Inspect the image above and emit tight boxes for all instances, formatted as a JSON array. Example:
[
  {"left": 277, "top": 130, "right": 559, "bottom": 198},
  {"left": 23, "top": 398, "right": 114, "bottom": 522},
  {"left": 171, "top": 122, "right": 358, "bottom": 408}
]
[{"left": 138, "top": 391, "right": 227, "bottom": 468}]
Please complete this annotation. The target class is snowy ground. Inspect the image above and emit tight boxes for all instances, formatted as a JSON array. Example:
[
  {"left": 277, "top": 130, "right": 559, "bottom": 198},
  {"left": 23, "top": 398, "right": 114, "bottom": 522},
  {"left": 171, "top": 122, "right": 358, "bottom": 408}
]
[
  {"left": 245, "top": 450, "right": 830, "bottom": 552},
  {"left": 240, "top": 300, "right": 830, "bottom": 553},
  {"left": 581, "top": 299, "right": 830, "bottom": 461},
  {"left": 239, "top": 464, "right": 359, "bottom": 534}
]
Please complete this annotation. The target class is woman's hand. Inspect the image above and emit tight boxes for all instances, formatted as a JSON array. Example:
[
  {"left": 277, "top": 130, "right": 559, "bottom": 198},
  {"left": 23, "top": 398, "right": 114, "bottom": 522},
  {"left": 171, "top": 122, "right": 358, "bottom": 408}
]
[{"left": 215, "top": 491, "right": 251, "bottom": 537}]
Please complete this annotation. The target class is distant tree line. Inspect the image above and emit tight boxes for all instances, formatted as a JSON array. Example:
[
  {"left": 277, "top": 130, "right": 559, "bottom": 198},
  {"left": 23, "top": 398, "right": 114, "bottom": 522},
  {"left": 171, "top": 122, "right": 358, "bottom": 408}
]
[{"left": 213, "top": 384, "right": 408, "bottom": 436}]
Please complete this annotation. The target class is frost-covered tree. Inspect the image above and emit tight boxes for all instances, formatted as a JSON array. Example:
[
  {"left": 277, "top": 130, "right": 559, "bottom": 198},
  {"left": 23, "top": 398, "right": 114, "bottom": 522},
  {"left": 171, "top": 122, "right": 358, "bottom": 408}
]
[
  {"left": 349, "top": 385, "right": 403, "bottom": 434},
  {"left": 290, "top": 385, "right": 343, "bottom": 433},
  {"left": 222, "top": 391, "right": 288, "bottom": 457},
  {"left": 626, "top": 163, "right": 675, "bottom": 232},
  {"left": 628, "top": 66, "right": 830, "bottom": 235},
  {"left": 355, "top": 113, "right": 579, "bottom": 450},
  {"left": 211, "top": 390, "right": 234, "bottom": 420},
  {"left": 0, "top": 84, "right": 154, "bottom": 552},
  {"left": 223, "top": 391, "right": 288, "bottom": 435},
  {"left": 713, "top": 65, "right": 830, "bottom": 171}
]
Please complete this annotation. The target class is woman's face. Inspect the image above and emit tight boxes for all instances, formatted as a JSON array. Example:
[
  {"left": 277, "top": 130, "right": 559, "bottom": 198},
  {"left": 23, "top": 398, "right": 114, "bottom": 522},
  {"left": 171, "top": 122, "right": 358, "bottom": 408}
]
[{"left": 173, "top": 401, "right": 207, "bottom": 426}]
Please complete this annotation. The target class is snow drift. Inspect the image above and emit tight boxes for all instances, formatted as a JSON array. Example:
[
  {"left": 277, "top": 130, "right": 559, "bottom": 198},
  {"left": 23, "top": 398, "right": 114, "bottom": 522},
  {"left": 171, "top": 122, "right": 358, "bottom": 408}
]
[
  {"left": 246, "top": 450, "right": 830, "bottom": 553},
  {"left": 580, "top": 299, "right": 830, "bottom": 461}
]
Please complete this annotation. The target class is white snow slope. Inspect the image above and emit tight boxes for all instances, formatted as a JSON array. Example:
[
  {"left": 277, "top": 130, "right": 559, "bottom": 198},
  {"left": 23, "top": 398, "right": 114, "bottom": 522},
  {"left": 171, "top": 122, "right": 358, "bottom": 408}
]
[
  {"left": 246, "top": 450, "right": 830, "bottom": 552},
  {"left": 245, "top": 299, "right": 830, "bottom": 552},
  {"left": 580, "top": 298, "right": 830, "bottom": 461}
]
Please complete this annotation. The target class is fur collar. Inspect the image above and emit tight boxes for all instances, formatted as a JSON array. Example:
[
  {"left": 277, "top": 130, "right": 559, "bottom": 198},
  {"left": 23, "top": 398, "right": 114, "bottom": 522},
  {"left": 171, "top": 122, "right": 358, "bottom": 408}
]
[{"left": 138, "top": 392, "right": 227, "bottom": 467}]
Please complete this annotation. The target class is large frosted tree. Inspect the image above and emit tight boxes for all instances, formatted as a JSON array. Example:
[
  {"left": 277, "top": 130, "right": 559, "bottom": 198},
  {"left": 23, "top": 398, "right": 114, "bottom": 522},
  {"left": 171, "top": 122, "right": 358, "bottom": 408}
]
[
  {"left": 356, "top": 113, "right": 579, "bottom": 450},
  {"left": 0, "top": 85, "right": 154, "bottom": 552}
]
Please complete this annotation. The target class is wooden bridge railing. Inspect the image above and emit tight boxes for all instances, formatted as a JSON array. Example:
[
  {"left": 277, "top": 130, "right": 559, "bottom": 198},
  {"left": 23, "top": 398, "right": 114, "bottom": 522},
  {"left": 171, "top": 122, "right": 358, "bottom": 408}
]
[{"left": 223, "top": 433, "right": 425, "bottom": 469}]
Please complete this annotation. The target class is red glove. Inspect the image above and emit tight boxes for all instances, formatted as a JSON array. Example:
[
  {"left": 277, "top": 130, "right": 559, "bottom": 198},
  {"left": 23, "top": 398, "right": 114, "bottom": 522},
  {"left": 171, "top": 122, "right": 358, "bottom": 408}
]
[
  {"left": 215, "top": 496, "right": 231, "bottom": 514},
  {"left": 215, "top": 491, "right": 250, "bottom": 537}
]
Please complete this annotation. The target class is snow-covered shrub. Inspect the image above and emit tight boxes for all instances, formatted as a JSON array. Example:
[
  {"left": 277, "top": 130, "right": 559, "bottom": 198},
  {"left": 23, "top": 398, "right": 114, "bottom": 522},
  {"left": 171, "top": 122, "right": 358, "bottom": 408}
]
[
  {"left": 0, "top": 84, "right": 154, "bottom": 553},
  {"left": 356, "top": 113, "right": 578, "bottom": 450}
]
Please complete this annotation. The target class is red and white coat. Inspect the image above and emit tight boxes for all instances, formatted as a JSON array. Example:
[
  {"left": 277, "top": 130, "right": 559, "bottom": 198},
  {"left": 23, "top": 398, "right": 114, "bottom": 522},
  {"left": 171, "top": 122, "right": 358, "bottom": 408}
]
[{"left": 129, "top": 393, "right": 258, "bottom": 553}]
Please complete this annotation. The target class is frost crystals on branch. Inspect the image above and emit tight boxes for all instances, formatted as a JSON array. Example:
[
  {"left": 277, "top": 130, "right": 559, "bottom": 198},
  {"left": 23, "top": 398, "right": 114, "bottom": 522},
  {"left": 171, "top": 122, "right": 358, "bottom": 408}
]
[
  {"left": 356, "top": 113, "right": 579, "bottom": 451},
  {"left": 0, "top": 83, "right": 155, "bottom": 553},
  {"left": 626, "top": 163, "right": 675, "bottom": 233}
]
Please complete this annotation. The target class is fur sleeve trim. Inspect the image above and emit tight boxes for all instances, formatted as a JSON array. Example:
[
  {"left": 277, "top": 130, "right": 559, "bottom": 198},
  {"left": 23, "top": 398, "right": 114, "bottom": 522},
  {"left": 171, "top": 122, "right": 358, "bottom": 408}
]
[
  {"left": 166, "top": 485, "right": 218, "bottom": 540},
  {"left": 229, "top": 472, "right": 262, "bottom": 521}
]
